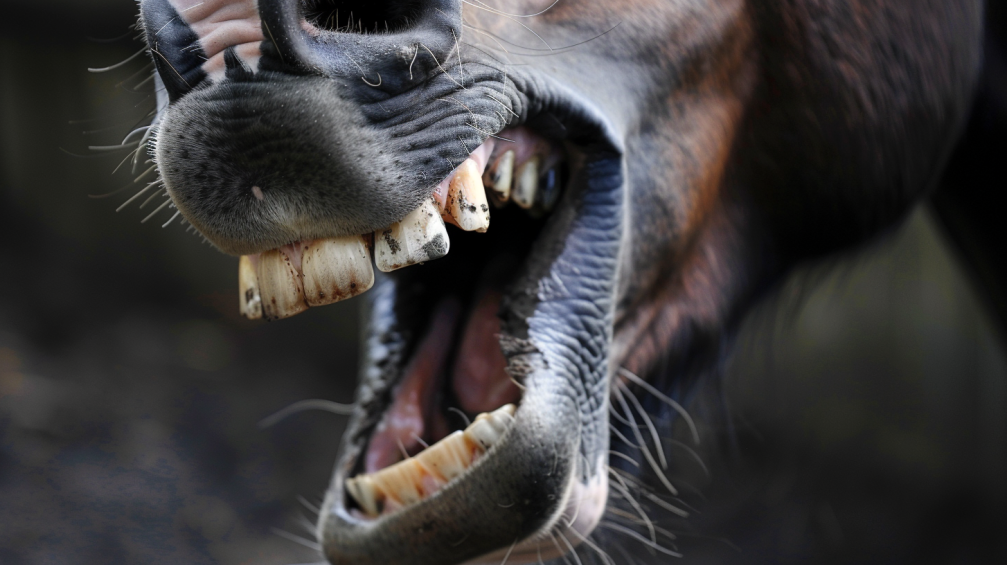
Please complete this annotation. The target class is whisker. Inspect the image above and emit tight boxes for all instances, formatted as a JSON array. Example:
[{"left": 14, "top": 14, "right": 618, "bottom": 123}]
[
  {"left": 87, "top": 143, "right": 139, "bottom": 152},
  {"left": 116, "top": 180, "right": 161, "bottom": 212},
  {"left": 141, "top": 198, "right": 173, "bottom": 223},
  {"left": 259, "top": 399, "right": 355, "bottom": 428},
  {"left": 149, "top": 45, "right": 191, "bottom": 89},
  {"left": 270, "top": 527, "right": 322, "bottom": 552},
  {"left": 111, "top": 150, "right": 144, "bottom": 176},
  {"left": 613, "top": 386, "right": 678, "bottom": 496},
  {"left": 447, "top": 407, "right": 472, "bottom": 427},
  {"left": 298, "top": 495, "right": 321, "bottom": 515},
  {"left": 556, "top": 530, "right": 583, "bottom": 565},
  {"left": 638, "top": 489, "right": 689, "bottom": 519},
  {"left": 161, "top": 210, "right": 181, "bottom": 228},
  {"left": 566, "top": 525, "right": 617, "bottom": 565},
  {"left": 621, "top": 383, "right": 668, "bottom": 470},
  {"left": 608, "top": 450, "right": 639, "bottom": 467},
  {"left": 607, "top": 467, "right": 656, "bottom": 545},
  {"left": 121, "top": 125, "right": 152, "bottom": 146},
  {"left": 138, "top": 189, "right": 166, "bottom": 210},
  {"left": 462, "top": 22, "right": 623, "bottom": 57},
  {"left": 420, "top": 43, "right": 465, "bottom": 89},
  {"left": 468, "top": 0, "right": 561, "bottom": 18},
  {"left": 597, "top": 522, "right": 682, "bottom": 558},
  {"left": 498, "top": 537, "right": 518, "bottom": 565},
  {"left": 608, "top": 424, "right": 642, "bottom": 450},
  {"left": 460, "top": 1, "right": 553, "bottom": 51},
  {"left": 618, "top": 367, "right": 699, "bottom": 444},
  {"left": 88, "top": 48, "right": 147, "bottom": 73},
  {"left": 90, "top": 178, "right": 142, "bottom": 199}
]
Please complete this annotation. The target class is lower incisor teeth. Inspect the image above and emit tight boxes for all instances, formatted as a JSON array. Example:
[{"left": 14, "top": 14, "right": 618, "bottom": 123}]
[
  {"left": 512, "top": 156, "right": 540, "bottom": 209},
  {"left": 374, "top": 198, "right": 450, "bottom": 272},
  {"left": 301, "top": 235, "right": 374, "bottom": 307},
  {"left": 448, "top": 158, "right": 490, "bottom": 232},
  {"left": 239, "top": 255, "right": 263, "bottom": 320},
  {"left": 346, "top": 404, "right": 516, "bottom": 517},
  {"left": 256, "top": 248, "right": 308, "bottom": 321}
]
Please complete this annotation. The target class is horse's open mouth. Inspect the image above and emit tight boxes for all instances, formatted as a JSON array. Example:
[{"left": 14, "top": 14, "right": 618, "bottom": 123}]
[
  {"left": 143, "top": 1, "right": 626, "bottom": 561},
  {"left": 235, "top": 120, "right": 620, "bottom": 564},
  {"left": 298, "top": 121, "right": 620, "bottom": 564},
  {"left": 155, "top": 82, "right": 622, "bottom": 564},
  {"left": 205, "top": 113, "right": 622, "bottom": 564}
]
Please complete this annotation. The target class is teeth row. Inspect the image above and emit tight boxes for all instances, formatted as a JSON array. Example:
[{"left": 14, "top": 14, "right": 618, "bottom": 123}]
[
  {"left": 484, "top": 150, "right": 564, "bottom": 215},
  {"left": 240, "top": 141, "right": 563, "bottom": 320},
  {"left": 345, "top": 404, "right": 516, "bottom": 517},
  {"left": 239, "top": 235, "right": 375, "bottom": 320}
]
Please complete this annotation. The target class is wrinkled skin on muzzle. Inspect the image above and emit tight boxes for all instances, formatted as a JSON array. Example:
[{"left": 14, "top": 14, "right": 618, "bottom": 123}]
[{"left": 136, "top": 0, "right": 984, "bottom": 563}]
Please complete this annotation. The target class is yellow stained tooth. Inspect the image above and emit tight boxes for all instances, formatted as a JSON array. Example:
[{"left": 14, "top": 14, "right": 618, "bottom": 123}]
[
  {"left": 465, "top": 404, "right": 516, "bottom": 450},
  {"left": 370, "top": 459, "right": 425, "bottom": 507},
  {"left": 345, "top": 406, "right": 516, "bottom": 517},
  {"left": 415, "top": 431, "right": 474, "bottom": 483},
  {"left": 301, "top": 235, "right": 374, "bottom": 307},
  {"left": 346, "top": 475, "right": 381, "bottom": 516},
  {"left": 512, "top": 156, "right": 540, "bottom": 209},
  {"left": 484, "top": 150, "right": 514, "bottom": 207},
  {"left": 238, "top": 255, "right": 263, "bottom": 320},
  {"left": 374, "top": 199, "right": 450, "bottom": 272},
  {"left": 256, "top": 248, "right": 308, "bottom": 321},
  {"left": 448, "top": 158, "right": 491, "bottom": 232}
]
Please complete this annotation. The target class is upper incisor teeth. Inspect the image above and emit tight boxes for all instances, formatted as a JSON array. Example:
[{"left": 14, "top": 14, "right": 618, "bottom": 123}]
[
  {"left": 301, "top": 235, "right": 374, "bottom": 307},
  {"left": 448, "top": 158, "right": 490, "bottom": 232},
  {"left": 512, "top": 156, "right": 540, "bottom": 209},
  {"left": 256, "top": 248, "right": 308, "bottom": 320},
  {"left": 239, "top": 255, "right": 263, "bottom": 320},
  {"left": 374, "top": 198, "right": 450, "bottom": 272},
  {"left": 345, "top": 404, "right": 516, "bottom": 517},
  {"left": 484, "top": 150, "right": 514, "bottom": 206}
]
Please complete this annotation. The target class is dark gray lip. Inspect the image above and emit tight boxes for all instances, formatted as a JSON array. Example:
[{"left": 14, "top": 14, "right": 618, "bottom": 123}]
[{"left": 318, "top": 120, "right": 626, "bottom": 563}]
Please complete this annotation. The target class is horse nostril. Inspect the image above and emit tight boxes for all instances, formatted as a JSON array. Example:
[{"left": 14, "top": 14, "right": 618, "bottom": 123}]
[
  {"left": 303, "top": 0, "right": 427, "bottom": 34},
  {"left": 258, "top": 0, "right": 462, "bottom": 92}
]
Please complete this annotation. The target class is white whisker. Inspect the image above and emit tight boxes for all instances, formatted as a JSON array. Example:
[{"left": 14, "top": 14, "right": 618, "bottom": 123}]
[
  {"left": 619, "top": 367, "right": 699, "bottom": 444},
  {"left": 270, "top": 527, "right": 322, "bottom": 552},
  {"left": 258, "top": 399, "right": 354, "bottom": 429}
]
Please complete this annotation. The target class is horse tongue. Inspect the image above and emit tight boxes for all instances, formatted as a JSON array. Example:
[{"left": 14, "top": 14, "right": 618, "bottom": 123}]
[
  {"left": 452, "top": 290, "right": 522, "bottom": 414},
  {"left": 365, "top": 299, "right": 460, "bottom": 473}
]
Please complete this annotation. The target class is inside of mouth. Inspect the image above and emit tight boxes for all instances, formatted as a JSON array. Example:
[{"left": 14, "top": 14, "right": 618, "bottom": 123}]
[
  {"left": 230, "top": 122, "right": 573, "bottom": 517},
  {"left": 344, "top": 201, "right": 549, "bottom": 518}
]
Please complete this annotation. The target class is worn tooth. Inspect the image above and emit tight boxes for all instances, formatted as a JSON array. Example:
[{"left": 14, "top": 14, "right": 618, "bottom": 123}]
[
  {"left": 374, "top": 198, "right": 450, "bottom": 272},
  {"left": 448, "top": 158, "right": 491, "bottom": 232},
  {"left": 369, "top": 459, "right": 425, "bottom": 508},
  {"left": 538, "top": 166, "right": 562, "bottom": 212},
  {"left": 512, "top": 156, "right": 540, "bottom": 209},
  {"left": 256, "top": 248, "right": 308, "bottom": 320},
  {"left": 238, "top": 255, "right": 263, "bottom": 320},
  {"left": 345, "top": 406, "right": 516, "bottom": 517},
  {"left": 346, "top": 475, "right": 382, "bottom": 516},
  {"left": 464, "top": 404, "right": 516, "bottom": 451},
  {"left": 483, "top": 150, "right": 514, "bottom": 207},
  {"left": 301, "top": 235, "right": 374, "bottom": 307},
  {"left": 415, "top": 430, "right": 475, "bottom": 483}
]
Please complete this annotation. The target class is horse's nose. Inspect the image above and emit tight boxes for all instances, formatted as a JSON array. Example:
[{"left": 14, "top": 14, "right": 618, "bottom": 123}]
[{"left": 258, "top": 0, "right": 462, "bottom": 96}]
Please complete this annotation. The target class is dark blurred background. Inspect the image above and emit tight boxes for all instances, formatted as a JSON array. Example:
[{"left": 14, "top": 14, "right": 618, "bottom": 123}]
[{"left": 1, "top": 2, "right": 1004, "bottom": 564}]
